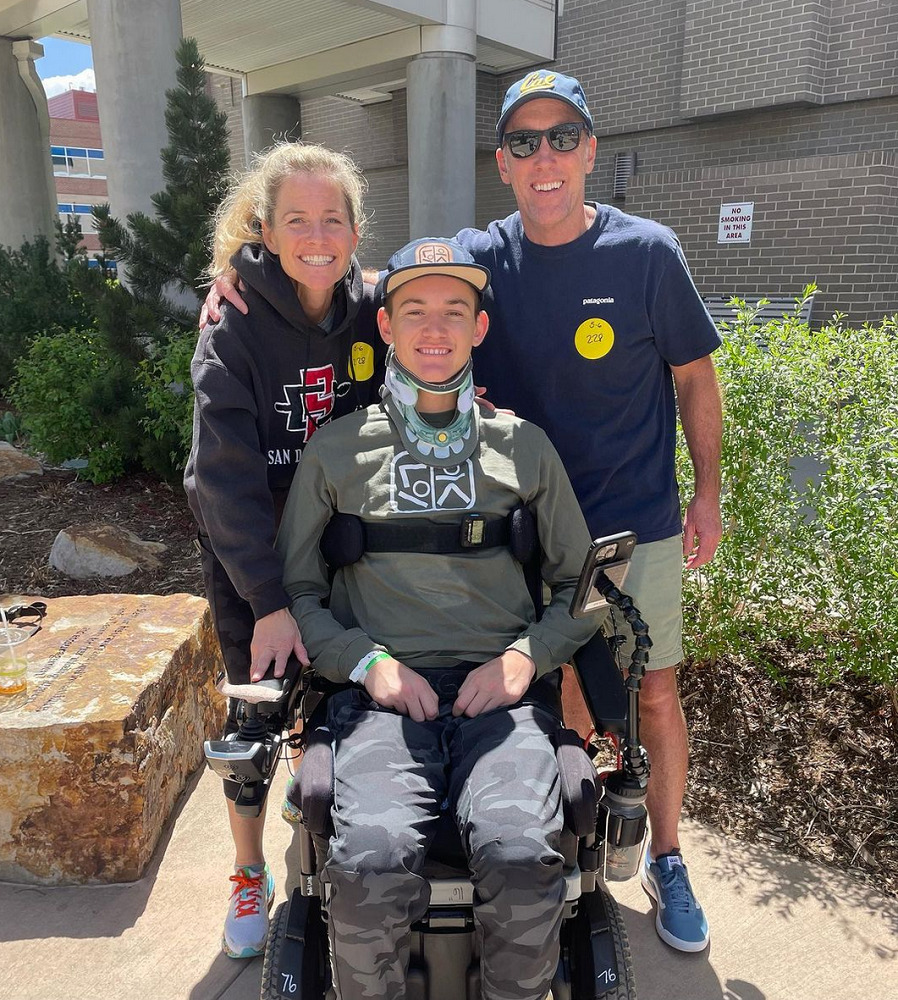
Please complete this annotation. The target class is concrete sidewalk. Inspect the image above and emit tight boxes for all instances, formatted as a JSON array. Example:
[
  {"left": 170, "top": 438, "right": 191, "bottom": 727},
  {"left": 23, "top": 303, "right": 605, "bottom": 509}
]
[{"left": 1, "top": 764, "right": 895, "bottom": 1000}]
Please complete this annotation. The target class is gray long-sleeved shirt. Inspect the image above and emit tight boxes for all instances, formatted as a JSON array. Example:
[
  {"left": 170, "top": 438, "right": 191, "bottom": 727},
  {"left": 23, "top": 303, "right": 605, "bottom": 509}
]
[{"left": 275, "top": 403, "right": 599, "bottom": 682}]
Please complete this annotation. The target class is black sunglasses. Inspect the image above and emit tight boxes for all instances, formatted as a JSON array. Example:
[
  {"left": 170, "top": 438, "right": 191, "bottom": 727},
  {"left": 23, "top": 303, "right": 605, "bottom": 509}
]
[{"left": 502, "top": 122, "right": 591, "bottom": 159}]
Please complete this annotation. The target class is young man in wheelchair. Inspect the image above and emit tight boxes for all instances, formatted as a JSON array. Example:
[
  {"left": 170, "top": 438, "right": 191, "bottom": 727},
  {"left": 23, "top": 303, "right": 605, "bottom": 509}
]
[{"left": 274, "top": 238, "right": 602, "bottom": 1000}]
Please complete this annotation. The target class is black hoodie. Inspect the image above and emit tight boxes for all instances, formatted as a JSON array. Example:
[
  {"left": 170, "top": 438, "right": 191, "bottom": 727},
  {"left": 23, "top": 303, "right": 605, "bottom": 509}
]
[{"left": 184, "top": 243, "right": 382, "bottom": 619}]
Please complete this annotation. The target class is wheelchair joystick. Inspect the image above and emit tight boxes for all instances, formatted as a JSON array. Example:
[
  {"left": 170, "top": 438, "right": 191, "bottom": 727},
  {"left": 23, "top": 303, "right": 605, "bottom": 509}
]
[{"left": 204, "top": 686, "right": 292, "bottom": 817}]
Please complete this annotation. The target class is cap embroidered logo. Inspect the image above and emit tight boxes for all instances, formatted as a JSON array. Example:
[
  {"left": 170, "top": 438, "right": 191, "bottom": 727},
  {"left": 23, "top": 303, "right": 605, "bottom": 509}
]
[
  {"left": 519, "top": 71, "right": 558, "bottom": 94},
  {"left": 415, "top": 242, "right": 453, "bottom": 264}
]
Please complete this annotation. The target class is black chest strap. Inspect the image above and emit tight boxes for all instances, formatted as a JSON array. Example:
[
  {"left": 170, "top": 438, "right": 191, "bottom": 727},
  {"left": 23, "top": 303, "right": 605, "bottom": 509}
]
[{"left": 319, "top": 506, "right": 543, "bottom": 615}]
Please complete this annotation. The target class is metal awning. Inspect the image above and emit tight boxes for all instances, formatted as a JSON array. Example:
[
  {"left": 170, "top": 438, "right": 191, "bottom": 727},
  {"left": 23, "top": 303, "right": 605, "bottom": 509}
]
[{"left": 0, "top": 0, "right": 557, "bottom": 101}]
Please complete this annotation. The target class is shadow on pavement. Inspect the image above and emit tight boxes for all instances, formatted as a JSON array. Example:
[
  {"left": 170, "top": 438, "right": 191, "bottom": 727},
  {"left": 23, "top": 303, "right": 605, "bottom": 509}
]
[
  {"left": 616, "top": 900, "right": 735, "bottom": 1000},
  {"left": 723, "top": 980, "right": 767, "bottom": 1000},
  {"left": 693, "top": 827, "right": 898, "bottom": 959},
  {"left": 188, "top": 952, "right": 260, "bottom": 1000},
  {"left": 0, "top": 766, "right": 204, "bottom": 943}
]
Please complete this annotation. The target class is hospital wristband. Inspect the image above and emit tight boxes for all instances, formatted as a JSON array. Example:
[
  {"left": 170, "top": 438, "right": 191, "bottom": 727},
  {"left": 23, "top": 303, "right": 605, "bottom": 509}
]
[{"left": 349, "top": 650, "right": 390, "bottom": 685}]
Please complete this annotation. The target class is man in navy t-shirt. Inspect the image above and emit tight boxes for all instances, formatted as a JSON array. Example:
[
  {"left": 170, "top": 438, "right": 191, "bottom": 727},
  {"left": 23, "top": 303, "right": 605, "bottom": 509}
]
[{"left": 455, "top": 70, "right": 722, "bottom": 954}]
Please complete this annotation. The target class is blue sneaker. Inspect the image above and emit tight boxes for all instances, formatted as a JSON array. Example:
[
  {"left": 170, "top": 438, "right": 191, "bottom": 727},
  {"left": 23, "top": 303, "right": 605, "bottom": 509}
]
[
  {"left": 641, "top": 848, "right": 710, "bottom": 952},
  {"left": 222, "top": 863, "right": 275, "bottom": 958}
]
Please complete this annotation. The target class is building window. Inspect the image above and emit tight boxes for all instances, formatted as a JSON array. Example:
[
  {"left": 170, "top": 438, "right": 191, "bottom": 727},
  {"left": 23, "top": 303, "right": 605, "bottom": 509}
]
[
  {"left": 51, "top": 145, "right": 106, "bottom": 178},
  {"left": 57, "top": 203, "right": 96, "bottom": 233}
]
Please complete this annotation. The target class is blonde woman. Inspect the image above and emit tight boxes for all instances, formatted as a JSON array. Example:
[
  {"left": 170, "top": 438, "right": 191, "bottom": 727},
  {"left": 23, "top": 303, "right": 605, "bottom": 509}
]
[{"left": 184, "top": 142, "right": 383, "bottom": 959}]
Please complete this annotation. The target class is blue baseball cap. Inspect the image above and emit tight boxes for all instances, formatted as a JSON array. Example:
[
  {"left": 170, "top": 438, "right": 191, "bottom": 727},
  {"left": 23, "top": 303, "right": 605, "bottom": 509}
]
[
  {"left": 496, "top": 70, "right": 593, "bottom": 142},
  {"left": 378, "top": 238, "right": 491, "bottom": 302}
]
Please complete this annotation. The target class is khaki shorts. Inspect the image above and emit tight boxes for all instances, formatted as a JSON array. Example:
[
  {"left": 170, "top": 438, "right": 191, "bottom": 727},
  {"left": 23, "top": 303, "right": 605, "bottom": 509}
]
[{"left": 599, "top": 534, "right": 684, "bottom": 671}]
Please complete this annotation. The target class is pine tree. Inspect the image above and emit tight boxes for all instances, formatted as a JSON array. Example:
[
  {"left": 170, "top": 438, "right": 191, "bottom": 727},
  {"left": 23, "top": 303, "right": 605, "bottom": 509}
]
[{"left": 92, "top": 37, "right": 230, "bottom": 326}]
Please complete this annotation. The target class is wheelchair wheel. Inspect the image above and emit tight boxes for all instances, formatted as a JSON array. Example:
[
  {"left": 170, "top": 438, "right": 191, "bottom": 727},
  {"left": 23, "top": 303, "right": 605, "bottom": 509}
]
[
  {"left": 553, "top": 885, "right": 637, "bottom": 1000},
  {"left": 260, "top": 891, "right": 330, "bottom": 1000}
]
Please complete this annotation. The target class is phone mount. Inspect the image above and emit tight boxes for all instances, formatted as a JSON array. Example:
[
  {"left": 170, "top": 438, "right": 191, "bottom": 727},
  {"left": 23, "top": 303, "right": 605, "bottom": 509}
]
[{"left": 592, "top": 568, "right": 652, "bottom": 880}]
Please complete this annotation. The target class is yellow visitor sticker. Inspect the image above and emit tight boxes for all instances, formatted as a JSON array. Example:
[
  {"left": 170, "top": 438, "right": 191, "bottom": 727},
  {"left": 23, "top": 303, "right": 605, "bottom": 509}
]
[
  {"left": 574, "top": 318, "right": 615, "bottom": 360},
  {"left": 350, "top": 342, "right": 375, "bottom": 380}
]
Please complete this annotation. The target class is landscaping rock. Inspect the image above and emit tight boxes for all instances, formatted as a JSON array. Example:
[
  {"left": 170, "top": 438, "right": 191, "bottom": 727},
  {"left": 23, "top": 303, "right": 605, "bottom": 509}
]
[
  {"left": 49, "top": 523, "right": 167, "bottom": 578},
  {"left": 0, "top": 593, "right": 226, "bottom": 884},
  {"left": 0, "top": 442, "right": 42, "bottom": 482}
]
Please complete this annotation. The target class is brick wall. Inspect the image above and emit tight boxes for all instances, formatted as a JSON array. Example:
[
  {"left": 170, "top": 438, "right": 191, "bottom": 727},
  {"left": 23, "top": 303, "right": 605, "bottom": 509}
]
[
  {"left": 590, "top": 96, "right": 898, "bottom": 193},
  {"left": 625, "top": 151, "right": 898, "bottom": 321},
  {"left": 826, "top": 0, "right": 898, "bottom": 102},
  {"left": 302, "top": 91, "right": 409, "bottom": 173},
  {"left": 681, "top": 1, "right": 830, "bottom": 117},
  {"left": 357, "top": 165, "right": 410, "bottom": 268},
  {"left": 543, "top": 0, "right": 686, "bottom": 134},
  {"left": 207, "top": 73, "right": 246, "bottom": 172}
]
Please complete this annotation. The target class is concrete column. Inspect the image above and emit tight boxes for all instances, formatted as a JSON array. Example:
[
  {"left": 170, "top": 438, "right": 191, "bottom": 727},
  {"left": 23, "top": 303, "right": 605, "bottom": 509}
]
[
  {"left": 407, "top": 3, "right": 477, "bottom": 238},
  {"left": 242, "top": 94, "right": 301, "bottom": 167},
  {"left": 0, "top": 38, "right": 57, "bottom": 249},
  {"left": 87, "top": 0, "right": 181, "bottom": 224}
]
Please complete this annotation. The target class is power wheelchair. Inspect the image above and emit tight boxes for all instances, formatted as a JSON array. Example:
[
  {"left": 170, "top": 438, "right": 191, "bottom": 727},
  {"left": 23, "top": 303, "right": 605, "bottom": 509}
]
[{"left": 204, "top": 537, "right": 651, "bottom": 1000}]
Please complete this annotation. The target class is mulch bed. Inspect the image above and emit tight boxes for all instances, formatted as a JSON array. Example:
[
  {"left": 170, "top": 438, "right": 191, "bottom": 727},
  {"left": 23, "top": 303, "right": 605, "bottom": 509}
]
[{"left": 3, "top": 466, "right": 896, "bottom": 898}]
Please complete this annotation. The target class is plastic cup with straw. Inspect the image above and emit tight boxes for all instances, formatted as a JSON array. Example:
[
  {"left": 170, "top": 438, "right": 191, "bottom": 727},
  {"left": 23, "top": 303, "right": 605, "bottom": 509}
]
[{"left": 0, "top": 606, "right": 29, "bottom": 696}]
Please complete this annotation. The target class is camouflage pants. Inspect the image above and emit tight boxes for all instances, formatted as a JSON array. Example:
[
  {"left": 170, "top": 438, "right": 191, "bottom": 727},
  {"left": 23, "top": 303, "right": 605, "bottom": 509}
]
[{"left": 323, "top": 674, "right": 565, "bottom": 1000}]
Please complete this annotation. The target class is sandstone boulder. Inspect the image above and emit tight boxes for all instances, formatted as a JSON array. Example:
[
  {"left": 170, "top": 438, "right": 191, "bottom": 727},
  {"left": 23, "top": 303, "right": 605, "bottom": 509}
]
[
  {"left": 0, "top": 593, "right": 225, "bottom": 885},
  {"left": 49, "top": 523, "right": 168, "bottom": 578},
  {"left": 0, "top": 442, "right": 42, "bottom": 482}
]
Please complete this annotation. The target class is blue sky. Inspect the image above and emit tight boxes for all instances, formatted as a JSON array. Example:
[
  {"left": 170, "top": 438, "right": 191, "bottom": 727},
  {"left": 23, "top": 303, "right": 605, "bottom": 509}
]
[{"left": 37, "top": 36, "right": 95, "bottom": 96}]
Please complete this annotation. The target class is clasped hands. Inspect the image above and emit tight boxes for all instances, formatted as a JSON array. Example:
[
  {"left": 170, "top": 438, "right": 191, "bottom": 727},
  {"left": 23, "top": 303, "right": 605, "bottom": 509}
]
[{"left": 363, "top": 650, "right": 537, "bottom": 722}]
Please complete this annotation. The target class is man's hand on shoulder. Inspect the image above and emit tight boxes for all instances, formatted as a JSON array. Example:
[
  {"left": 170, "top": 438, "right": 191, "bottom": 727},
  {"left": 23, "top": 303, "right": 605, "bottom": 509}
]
[
  {"left": 364, "top": 656, "right": 439, "bottom": 723},
  {"left": 452, "top": 650, "right": 536, "bottom": 718},
  {"left": 473, "top": 384, "right": 515, "bottom": 416},
  {"left": 199, "top": 271, "right": 248, "bottom": 328}
]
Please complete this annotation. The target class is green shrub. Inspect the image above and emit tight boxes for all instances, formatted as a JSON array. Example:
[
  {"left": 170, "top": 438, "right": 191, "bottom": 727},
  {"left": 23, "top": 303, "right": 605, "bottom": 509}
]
[
  {"left": 138, "top": 329, "right": 197, "bottom": 477},
  {"left": 0, "top": 410, "right": 22, "bottom": 444},
  {"left": 9, "top": 329, "right": 136, "bottom": 484},
  {"left": 678, "top": 288, "right": 898, "bottom": 689},
  {"left": 0, "top": 232, "right": 94, "bottom": 391}
]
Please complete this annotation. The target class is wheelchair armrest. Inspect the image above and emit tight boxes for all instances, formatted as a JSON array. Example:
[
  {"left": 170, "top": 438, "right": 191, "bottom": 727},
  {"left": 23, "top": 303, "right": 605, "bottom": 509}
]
[
  {"left": 291, "top": 724, "right": 334, "bottom": 836},
  {"left": 570, "top": 630, "right": 628, "bottom": 737},
  {"left": 556, "top": 728, "right": 598, "bottom": 836},
  {"left": 216, "top": 657, "right": 304, "bottom": 714}
]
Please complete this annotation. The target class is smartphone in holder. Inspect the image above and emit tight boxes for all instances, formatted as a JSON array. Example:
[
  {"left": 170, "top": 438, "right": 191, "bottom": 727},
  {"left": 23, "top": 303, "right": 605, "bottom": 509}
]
[{"left": 570, "top": 531, "right": 638, "bottom": 618}]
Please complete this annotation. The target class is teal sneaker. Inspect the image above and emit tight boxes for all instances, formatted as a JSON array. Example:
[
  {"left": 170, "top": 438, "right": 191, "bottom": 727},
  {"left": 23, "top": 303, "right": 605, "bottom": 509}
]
[
  {"left": 641, "top": 848, "right": 709, "bottom": 952},
  {"left": 222, "top": 863, "right": 275, "bottom": 959},
  {"left": 281, "top": 775, "right": 302, "bottom": 824}
]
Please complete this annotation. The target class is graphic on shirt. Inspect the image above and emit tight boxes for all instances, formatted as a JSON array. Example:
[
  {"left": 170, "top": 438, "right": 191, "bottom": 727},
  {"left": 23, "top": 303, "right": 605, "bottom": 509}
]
[
  {"left": 390, "top": 452, "right": 476, "bottom": 512},
  {"left": 574, "top": 317, "right": 615, "bottom": 360},
  {"left": 350, "top": 342, "right": 375, "bottom": 381},
  {"left": 275, "top": 364, "right": 337, "bottom": 442}
]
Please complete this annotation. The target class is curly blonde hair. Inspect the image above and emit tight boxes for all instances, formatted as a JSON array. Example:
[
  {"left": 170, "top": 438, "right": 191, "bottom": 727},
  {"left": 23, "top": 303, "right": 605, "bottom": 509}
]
[{"left": 209, "top": 142, "right": 367, "bottom": 278}]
